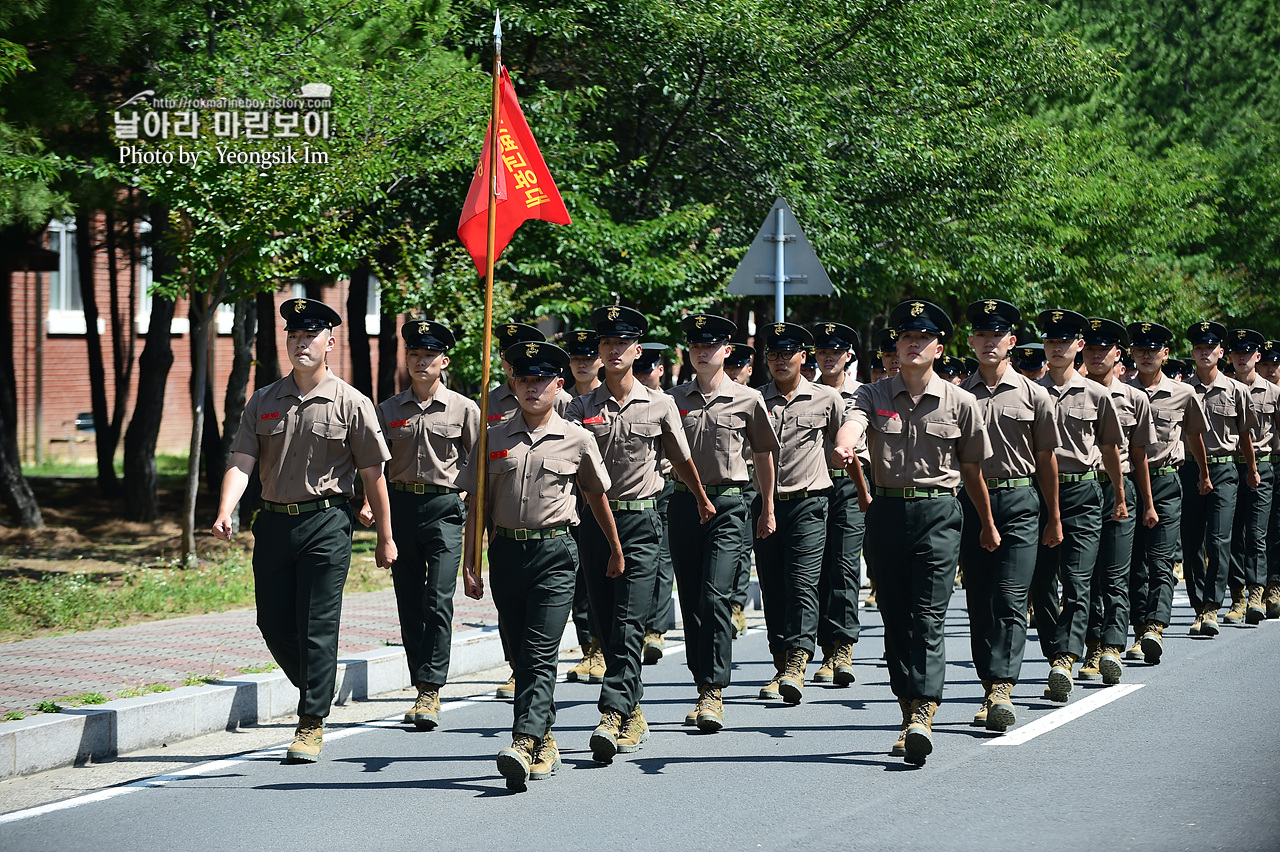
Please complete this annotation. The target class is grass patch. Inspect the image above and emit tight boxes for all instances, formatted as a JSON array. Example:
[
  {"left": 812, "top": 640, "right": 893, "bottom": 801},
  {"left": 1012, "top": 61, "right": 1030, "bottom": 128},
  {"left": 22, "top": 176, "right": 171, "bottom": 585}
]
[
  {"left": 236, "top": 662, "right": 279, "bottom": 674},
  {"left": 22, "top": 453, "right": 189, "bottom": 480},
  {"left": 59, "top": 692, "right": 107, "bottom": 706},
  {"left": 4, "top": 710, "right": 25, "bottom": 721},
  {"left": 33, "top": 700, "right": 62, "bottom": 713},
  {"left": 117, "top": 683, "right": 172, "bottom": 699},
  {"left": 182, "top": 672, "right": 221, "bottom": 686}
]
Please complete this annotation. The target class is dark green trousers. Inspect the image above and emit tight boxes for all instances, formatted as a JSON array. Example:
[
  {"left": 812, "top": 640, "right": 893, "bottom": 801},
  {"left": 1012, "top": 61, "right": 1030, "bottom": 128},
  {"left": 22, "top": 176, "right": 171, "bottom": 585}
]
[
  {"left": 570, "top": 497, "right": 597, "bottom": 649},
  {"left": 1130, "top": 469, "right": 1183, "bottom": 628},
  {"left": 817, "top": 473, "right": 865, "bottom": 646},
  {"left": 1269, "top": 472, "right": 1280, "bottom": 586},
  {"left": 753, "top": 493, "right": 828, "bottom": 657},
  {"left": 251, "top": 503, "right": 353, "bottom": 719},
  {"left": 865, "top": 494, "right": 961, "bottom": 701},
  {"left": 1088, "top": 474, "right": 1137, "bottom": 647},
  {"left": 489, "top": 534, "right": 577, "bottom": 739},
  {"left": 960, "top": 484, "right": 1039, "bottom": 683},
  {"left": 669, "top": 488, "right": 747, "bottom": 687},
  {"left": 1181, "top": 461, "right": 1238, "bottom": 611},
  {"left": 734, "top": 476, "right": 758, "bottom": 609},
  {"left": 645, "top": 478, "right": 676, "bottom": 632},
  {"left": 1229, "top": 461, "right": 1274, "bottom": 589},
  {"left": 389, "top": 490, "right": 464, "bottom": 688},
  {"left": 1032, "top": 479, "right": 1102, "bottom": 660},
  {"left": 579, "top": 506, "right": 660, "bottom": 714}
]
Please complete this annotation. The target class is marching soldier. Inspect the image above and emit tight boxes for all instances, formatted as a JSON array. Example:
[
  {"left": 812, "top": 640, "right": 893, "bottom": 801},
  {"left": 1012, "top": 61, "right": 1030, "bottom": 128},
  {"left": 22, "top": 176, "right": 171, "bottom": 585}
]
[
  {"left": 635, "top": 344, "right": 678, "bottom": 661},
  {"left": 459, "top": 341, "right": 621, "bottom": 792},
  {"left": 870, "top": 328, "right": 899, "bottom": 383},
  {"left": 753, "top": 323, "right": 855, "bottom": 706},
  {"left": 212, "top": 298, "right": 395, "bottom": 763},
  {"left": 1181, "top": 321, "right": 1258, "bottom": 636},
  {"left": 848, "top": 300, "right": 997, "bottom": 766},
  {"left": 1030, "top": 309, "right": 1125, "bottom": 703},
  {"left": 1080, "top": 319, "right": 1157, "bottom": 685},
  {"left": 567, "top": 306, "right": 715, "bottom": 763},
  {"left": 1260, "top": 341, "right": 1280, "bottom": 617},
  {"left": 1224, "top": 329, "right": 1278, "bottom": 624},
  {"left": 725, "top": 343, "right": 757, "bottom": 639},
  {"left": 811, "top": 322, "right": 869, "bottom": 687},
  {"left": 359, "top": 321, "right": 479, "bottom": 731},
  {"left": 958, "top": 299, "right": 1061, "bottom": 733},
  {"left": 669, "top": 314, "right": 779, "bottom": 732},
  {"left": 1014, "top": 342, "right": 1048, "bottom": 381},
  {"left": 1125, "top": 321, "right": 1210, "bottom": 664}
]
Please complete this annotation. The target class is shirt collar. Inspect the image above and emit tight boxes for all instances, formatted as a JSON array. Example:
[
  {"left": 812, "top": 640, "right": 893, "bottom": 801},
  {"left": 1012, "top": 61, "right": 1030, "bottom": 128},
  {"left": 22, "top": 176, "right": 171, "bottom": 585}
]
[
  {"left": 279, "top": 369, "right": 338, "bottom": 402},
  {"left": 510, "top": 409, "right": 567, "bottom": 439},
  {"left": 889, "top": 372, "right": 947, "bottom": 400}
]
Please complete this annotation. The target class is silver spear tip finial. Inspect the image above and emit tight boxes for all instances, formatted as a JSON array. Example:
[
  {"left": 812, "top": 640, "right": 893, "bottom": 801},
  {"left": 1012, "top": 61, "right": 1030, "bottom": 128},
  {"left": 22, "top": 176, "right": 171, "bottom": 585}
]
[{"left": 494, "top": 10, "right": 502, "bottom": 47}]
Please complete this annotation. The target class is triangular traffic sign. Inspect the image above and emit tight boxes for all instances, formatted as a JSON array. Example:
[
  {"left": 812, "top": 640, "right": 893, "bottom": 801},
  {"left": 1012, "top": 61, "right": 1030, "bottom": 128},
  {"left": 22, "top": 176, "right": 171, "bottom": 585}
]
[{"left": 727, "top": 197, "right": 833, "bottom": 296}]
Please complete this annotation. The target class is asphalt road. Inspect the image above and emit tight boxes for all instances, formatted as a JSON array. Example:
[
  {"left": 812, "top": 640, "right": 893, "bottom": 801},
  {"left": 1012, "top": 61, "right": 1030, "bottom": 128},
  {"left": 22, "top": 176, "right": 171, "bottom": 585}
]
[{"left": 3, "top": 591, "right": 1278, "bottom": 852}]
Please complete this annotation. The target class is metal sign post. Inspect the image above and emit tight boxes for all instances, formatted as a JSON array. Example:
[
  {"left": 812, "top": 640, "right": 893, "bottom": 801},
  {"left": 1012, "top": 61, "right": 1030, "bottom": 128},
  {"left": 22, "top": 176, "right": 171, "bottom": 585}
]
[{"left": 728, "top": 197, "right": 833, "bottom": 321}]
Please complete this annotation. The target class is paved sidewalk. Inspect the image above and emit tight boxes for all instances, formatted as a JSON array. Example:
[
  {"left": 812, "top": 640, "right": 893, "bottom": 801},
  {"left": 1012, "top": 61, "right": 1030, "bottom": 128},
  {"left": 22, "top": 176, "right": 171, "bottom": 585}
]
[{"left": 0, "top": 587, "right": 501, "bottom": 716}]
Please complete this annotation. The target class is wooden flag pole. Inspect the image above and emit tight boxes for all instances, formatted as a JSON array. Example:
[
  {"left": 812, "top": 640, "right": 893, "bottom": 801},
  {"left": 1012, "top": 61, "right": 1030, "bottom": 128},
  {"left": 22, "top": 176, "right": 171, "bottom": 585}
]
[{"left": 472, "top": 11, "right": 503, "bottom": 580}]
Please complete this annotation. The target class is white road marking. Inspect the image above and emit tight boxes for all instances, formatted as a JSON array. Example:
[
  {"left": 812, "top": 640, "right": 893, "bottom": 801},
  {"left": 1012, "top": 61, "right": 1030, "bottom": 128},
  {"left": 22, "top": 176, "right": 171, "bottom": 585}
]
[{"left": 985, "top": 684, "right": 1145, "bottom": 746}]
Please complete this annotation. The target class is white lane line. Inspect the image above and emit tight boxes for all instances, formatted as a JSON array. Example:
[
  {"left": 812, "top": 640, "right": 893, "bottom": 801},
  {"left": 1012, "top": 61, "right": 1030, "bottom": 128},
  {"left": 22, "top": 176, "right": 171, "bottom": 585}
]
[
  {"left": 0, "top": 644, "right": 690, "bottom": 825},
  {"left": 985, "top": 684, "right": 1144, "bottom": 746}
]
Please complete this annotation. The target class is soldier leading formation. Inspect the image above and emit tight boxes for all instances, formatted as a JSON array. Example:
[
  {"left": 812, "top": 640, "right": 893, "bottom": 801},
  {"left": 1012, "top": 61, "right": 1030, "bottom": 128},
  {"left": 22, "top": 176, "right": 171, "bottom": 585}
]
[{"left": 212, "top": 297, "right": 1280, "bottom": 783}]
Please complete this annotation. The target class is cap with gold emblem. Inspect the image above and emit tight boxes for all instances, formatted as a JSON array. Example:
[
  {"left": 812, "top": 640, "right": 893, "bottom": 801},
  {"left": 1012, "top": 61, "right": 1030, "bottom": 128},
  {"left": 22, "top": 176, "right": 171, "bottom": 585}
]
[
  {"left": 964, "top": 357, "right": 979, "bottom": 376},
  {"left": 400, "top": 319, "right": 455, "bottom": 351},
  {"left": 725, "top": 343, "right": 755, "bottom": 368},
  {"left": 507, "top": 341, "right": 570, "bottom": 377},
  {"left": 762, "top": 321, "right": 813, "bottom": 352},
  {"left": 1036, "top": 309, "right": 1088, "bottom": 340},
  {"left": 873, "top": 328, "right": 898, "bottom": 358},
  {"left": 810, "top": 321, "right": 859, "bottom": 351},
  {"left": 562, "top": 329, "right": 599, "bottom": 357},
  {"left": 1226, "top": 328, "right": 1265, "bottom": 353},
  {"left": 889, "top": 299, "right": 953, "bottom": 340},
  {"left": 1162, "top": 358, "right": 1188, "bottom": 379},
  {"left": 591, "top": 305, "right": 648, "bottom": 339},
  {"left": 494, "top": 322, "right": 545, "bottom": 353},
  {"left": 936, "top": 354, "right": 965, "bottom": 377},
  {"left": 280, "top": 298, "right": 342, "bottom": 331},
  {"left": 1126, "top": 321, "right": 1172, "bottom": 349},
  {"left": 1014, "top": 342, "right": 1046, "bottom": 369},
  {"left": 1082, "top": 317, "right": 1129, "bottom": 347},
  {"left": 965, "top": 299, "right": 1021, "bottom": 332},
  {"left": 1185, "top": 320, "right": 1227, "bottom": 346},
  {"left": 634, "top": 342, "right": 669, "bottom": 372},
  {"left": 680, "top": 313, "right": 736, "bottom": 344},
  {"left": 1260, "top": 340, "right": 1280, "bottom": 363},
  {"left": 805, "top": 346, "right": 818, "bottom": 367}
]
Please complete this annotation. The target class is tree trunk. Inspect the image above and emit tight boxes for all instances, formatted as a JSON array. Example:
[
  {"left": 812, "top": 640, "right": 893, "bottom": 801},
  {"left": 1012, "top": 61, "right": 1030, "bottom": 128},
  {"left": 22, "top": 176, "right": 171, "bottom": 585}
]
[
  {"left": 121, "top": 202, "right": 176, "bottom": 524},
  {"left": 347, "top": 262, "right": 372, "bottom": 398},
  {"left": 254, "top": 289, "right": 280, "bottom": 389},
  {"left": 105, "top": 208, "right": 134, "bottom": 492},
  {"left": 221, "top": 297, "right": 255, "bottom": 531},
  {"left": 181, "top": 289, "right": 214, "bottom": 563},
  {"left": 0, "top": 263, "right": 43, "bottom": 528},
  {"left": 75, "top": 210, "right": 120, "bottom": 497},
  {"left": 192, "top": 297, "right": 221, "bottom": 488},
  {"left": 376, "top": 307, "right": 398, "bottom": 403}
]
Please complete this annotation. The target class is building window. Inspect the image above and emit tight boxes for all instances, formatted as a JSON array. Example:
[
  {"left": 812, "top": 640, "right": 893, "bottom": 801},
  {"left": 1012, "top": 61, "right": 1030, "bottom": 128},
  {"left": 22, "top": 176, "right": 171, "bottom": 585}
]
[
  {"left": 46, "top": 219, "right": 91, "bottom": 335},
  {"left": 132, "top": 219, "right": 189, "bottom": 335},
  {"left": 366, "top": 274, "right": 381, "bottom": 335}
]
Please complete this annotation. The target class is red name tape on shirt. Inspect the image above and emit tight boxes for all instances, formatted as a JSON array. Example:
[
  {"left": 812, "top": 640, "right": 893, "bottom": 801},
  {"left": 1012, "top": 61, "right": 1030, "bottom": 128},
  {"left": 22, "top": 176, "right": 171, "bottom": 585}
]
[
  {"left": 583, "top": 416, "right": 605, "bottom": 425},
  {"left": 487, "top": 414, "right": 503, "bottom": 422},
  {"left": 877, "top": 409, "right": 899, "bottom": 419},
  {"left": 489, "top": 450, "right": 508, "bottom": 460},
  {"left": 261, "top": 412, "right": 279, "bottom": 420},
  {"left": 388, "top": 419, "right": 408, "bottom": 428},
  {"left": 679, "top": 409, "right": 690, "bottom": 416}
]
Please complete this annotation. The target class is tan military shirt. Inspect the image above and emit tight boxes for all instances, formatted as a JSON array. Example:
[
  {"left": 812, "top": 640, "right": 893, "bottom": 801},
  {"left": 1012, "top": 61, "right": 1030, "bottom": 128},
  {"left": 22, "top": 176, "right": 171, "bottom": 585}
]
[
  {"left": 960, "top": 367, "right": 1057, "bottom": 479},
  {"left": 847, "top": 373, "right": 990, "bottom": 490},
  {"left": 1241, "top": 374, "right": 1280, "bottom": 455},
  {"left": 760, "top": 378, "right": 848, "bottom": 494},
  {"left": 669, "top": 375, "right": 780, "bottom": 487},
  {"left": 566, "top": 381, "right": 690, "bottom": 501},
  {"left": 822, "top": 373, "right": 869, "bottom": 464},
  {"left": 1103, "top": 380, "right": 1158, "bottom": 474},
  {"left": 1038, "top": 371, "right": 1123, "bottom": 474},
  {"left": 376, "top": 384, "right": 480, "bottom": 488},
  {"left": 455, "top": 411, "right": 609, "bottom": 529},
  {"left": 487, "top": 382, "right": 573, "bottom": 424},
  {"left": 230, "top": 370, "right": 390, "bottom": 504},
  {"left": 1188, "top": 371, "right": 1255, "bottom": 456},
  {"left": 1129, "top": 375, "right": 1206, "bottom": 468}
]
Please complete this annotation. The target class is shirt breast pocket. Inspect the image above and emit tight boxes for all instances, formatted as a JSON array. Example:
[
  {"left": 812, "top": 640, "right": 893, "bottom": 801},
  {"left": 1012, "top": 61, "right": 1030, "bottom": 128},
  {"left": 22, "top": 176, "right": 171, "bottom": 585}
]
[
  {"left": 1208, "top": 400, "right": 1238, "bottom": 419},
  {"left": 627, "top": 421, "right": 662, "bottom": 461},
  {"left": 795, "top": 414, "right": 827, "bottom": 442},
  {"left": 879, "top": 416, "right": 904, "bottom": 435},
  {"left": 923, "top": 421, "right": 962, "bottom": 440},
  {"left": 1066, "top": 406, "right": 1098, "bottom": 423},
  {"left": 538, "top": 456, "right": 579, "bottom": 498},
  {"left": 713, "top": 413, "right": 742, "bottom": 456},
  {"left": 1000, "top": 406, "right": 1034, "bottom": 423},
  {"left": 429, "top": 421, "right": 464, "bottom": 457},
  {"left": 255, "top": 417, "right": 286, "bottom": 437}
]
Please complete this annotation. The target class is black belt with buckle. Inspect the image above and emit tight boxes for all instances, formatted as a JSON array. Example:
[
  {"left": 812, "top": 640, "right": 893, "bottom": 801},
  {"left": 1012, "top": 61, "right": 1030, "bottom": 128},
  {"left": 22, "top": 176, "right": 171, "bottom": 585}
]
[
  {"left": 493, "top": 525, "right": 570, "bottom": 541},
  {"left": 262, "top": 497, "right": 347, "bottom": 516},
  {"left": 392, "top": 482, "right": 458, "bottom": 495}
]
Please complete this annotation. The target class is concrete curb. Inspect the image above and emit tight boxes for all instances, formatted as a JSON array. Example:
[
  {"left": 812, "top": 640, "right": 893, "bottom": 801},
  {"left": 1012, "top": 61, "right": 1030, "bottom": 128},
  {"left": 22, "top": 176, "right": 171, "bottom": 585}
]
[{"left": 0, "top": 584, "right": 758, "bottom": 781}]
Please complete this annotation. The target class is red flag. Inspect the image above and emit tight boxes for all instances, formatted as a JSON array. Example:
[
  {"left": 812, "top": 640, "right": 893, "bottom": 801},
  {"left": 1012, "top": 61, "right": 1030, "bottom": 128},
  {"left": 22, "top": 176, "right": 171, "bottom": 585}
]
[{"left": 457, "top": 67, "right": 571, "bottom": 275}]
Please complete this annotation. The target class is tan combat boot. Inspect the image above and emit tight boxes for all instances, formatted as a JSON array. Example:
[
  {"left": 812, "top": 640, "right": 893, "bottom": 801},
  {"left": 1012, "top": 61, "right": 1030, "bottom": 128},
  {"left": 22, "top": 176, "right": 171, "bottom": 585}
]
[
  {"left": 696, "top": 685, "right": 724, "bottom": 732},
  {"left": 813, "top": 645, "right": 837, "bottom": 683},
  {"left": 1045, "top": 652, "right": 1077, "bottom": 702},
  {"left": 685, "top": 685, "right": 704, "bottom": 727},
  {"left": 405, "top": 683, "right": 441, "bottom": 730},
  {"left": 1200, "top": 605, "right": 1220, "bottom": 637},
  {"left": 987, "top": 681, "right": 1016, "bottom": 733},
  {"left": 568, "top": 639, "right": 605, "bottom": 683},
  {"left": 529, "top": 731, "right": 561, "bottom": 780},
  {"left": 759, "top": 652, "right": 785, "bottom": 700},
  {"left": 832, "top": 642, "right": 856, "bottom": 687},
  {"left": 286, "top": 714, "right": 323, "bottom": 763},
  {"left": 497, "top": 734, "right": 537, "bottom": 791},
  {"left": 778, "top": 648, "right": 811, "bottom": 705},
  {"left": 1077, "top": 640, "right": 1103, "bottom": 681},
  {"left": 1189, "top": 610, "right": 1205, "bottom": 636},
  {"left": 865, "top": 580, "right": 878, "bottom": 609},
  {"left": 904, "top": 699, "right": 939, "bottom": 766},
  {"left": 731, "top": 603, "right": 748, "bottom": 638},
  {"left": 1245, "top": 585, "right": 1266, "bottom": 625},
  {"left": 1266, "top": 583, "right": 1280, "bottom": 620},
  {"left": 617, "top": 705, "right": 650, "bottom": 753},
  {"left": 1098, "top": 646, "right": 1123, "bottom": 685},
  {"left": 1124, "top": 636, "right": 1144, "bottom": 661},
  {"left": 891, "top": 697, "right": 910, "bottom": 757},
  {"left": 972, "top": 679, "right": 993, "bottom": 727},
  {"left": 642, "top": 630, "right": 665, "bottom": 664},
  {"left": 1140, "top": 622, "right": 1165, "bottom": 664},
  {"left": 590, "top": 709, "right": 626, "bottom": 764},
  {"left": 1223, "top": 587, "right": 1248, "bottom": 624},
  {"left": 496, "top": 668, "right": 516, "bottom": 699}
]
